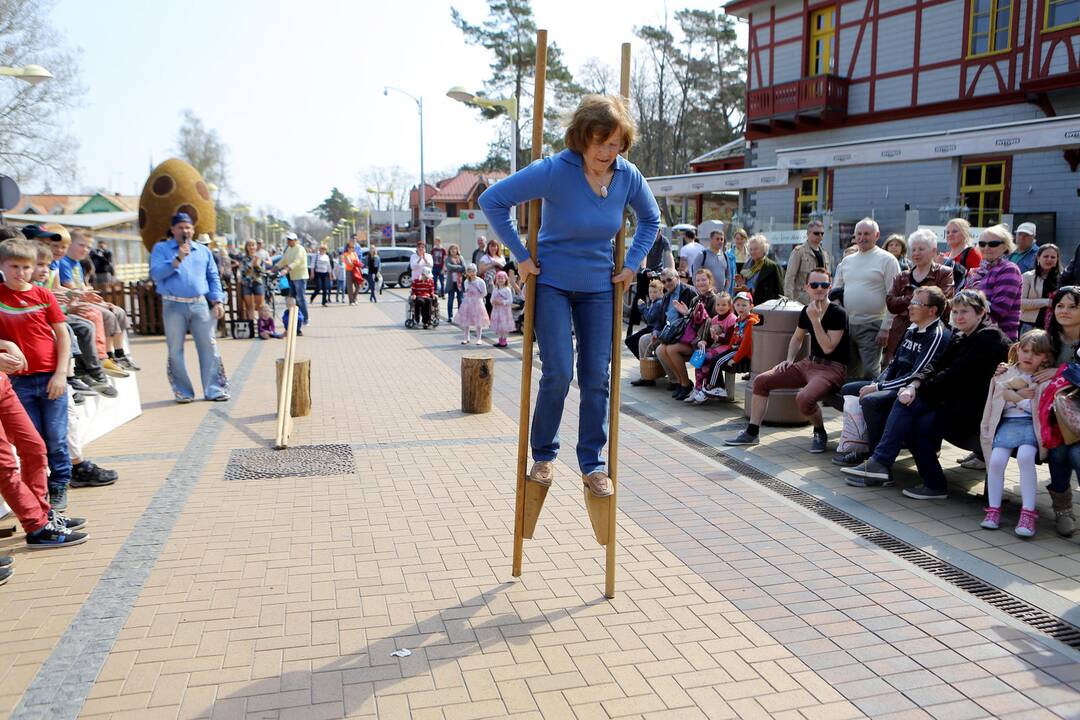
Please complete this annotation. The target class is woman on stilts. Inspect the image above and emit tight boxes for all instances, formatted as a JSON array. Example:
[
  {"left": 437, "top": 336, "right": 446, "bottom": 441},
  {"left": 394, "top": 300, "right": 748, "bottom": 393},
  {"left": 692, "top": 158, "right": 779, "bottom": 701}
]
[{"left": 479, "top": 95, "right": 661, "bottom": 497}]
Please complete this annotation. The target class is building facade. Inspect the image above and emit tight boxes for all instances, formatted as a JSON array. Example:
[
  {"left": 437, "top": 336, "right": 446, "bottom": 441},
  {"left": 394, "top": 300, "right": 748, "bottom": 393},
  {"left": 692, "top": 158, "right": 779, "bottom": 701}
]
[{"left": 651, "top": 0, "right": 1080, "bottom": 261}]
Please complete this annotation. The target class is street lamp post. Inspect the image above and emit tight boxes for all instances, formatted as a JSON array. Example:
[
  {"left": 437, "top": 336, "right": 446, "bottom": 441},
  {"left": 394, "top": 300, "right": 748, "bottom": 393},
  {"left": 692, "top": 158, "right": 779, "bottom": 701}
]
[
  {"left": 0, "top": 65, "right": 53, "bottom": 85},
  {"left": 384, "top": 86, "right": 425, "bottom": 245},
  {"left": 446, "top": 87, "right": 518, "bottom": 175}
]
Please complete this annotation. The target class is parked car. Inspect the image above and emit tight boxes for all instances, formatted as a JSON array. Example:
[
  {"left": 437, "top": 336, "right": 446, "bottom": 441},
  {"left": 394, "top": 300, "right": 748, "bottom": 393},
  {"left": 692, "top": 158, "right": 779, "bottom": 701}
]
[{"left": 360, "top": 246, "right": 415, "bottom": 289}]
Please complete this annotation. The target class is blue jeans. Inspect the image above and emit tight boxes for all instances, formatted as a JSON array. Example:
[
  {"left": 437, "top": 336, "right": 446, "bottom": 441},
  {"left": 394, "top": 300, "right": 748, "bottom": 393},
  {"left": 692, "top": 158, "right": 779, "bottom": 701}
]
[
  {"left": 10, "top": 373, "right": 70, "bottom": 493},
  {"left": 446, "top": 281, "right": 463, "bottom": 320},
  {"left": 367, "top": 272, "right": 379, "bottom": 302},
  {"left": 872, "top": 397, "right": 951, "bottom": 492},
  {"left": 434, "top": 265, "right": 445, "bottom": 295},
  {"left": 1048, "top": 443, "right": 1080, "bottom": 491},
  {"left": 842, "top": 380, "right": 898, "bottom": 451},
  {"left": 289, "top": 278, "right": 309, "bottom": 324},
  {"left": 163, "top": 299, "right": 229, "bottom": 401},
  {"left": 532, "top": 284, "right": 613, "bottom": 474}
]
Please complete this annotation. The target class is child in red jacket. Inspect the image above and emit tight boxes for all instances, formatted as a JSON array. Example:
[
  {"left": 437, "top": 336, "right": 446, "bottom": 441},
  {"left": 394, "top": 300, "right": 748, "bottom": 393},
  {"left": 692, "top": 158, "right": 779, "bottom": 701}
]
[{"left": 701, "top": 291, "right": 760, "bottom": 401}]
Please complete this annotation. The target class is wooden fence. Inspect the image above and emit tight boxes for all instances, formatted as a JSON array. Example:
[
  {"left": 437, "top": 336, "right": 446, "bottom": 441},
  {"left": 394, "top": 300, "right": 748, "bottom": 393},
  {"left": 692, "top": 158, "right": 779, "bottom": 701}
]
[{"left": 100, "top": 281, "right": 245, "bottom": 336}]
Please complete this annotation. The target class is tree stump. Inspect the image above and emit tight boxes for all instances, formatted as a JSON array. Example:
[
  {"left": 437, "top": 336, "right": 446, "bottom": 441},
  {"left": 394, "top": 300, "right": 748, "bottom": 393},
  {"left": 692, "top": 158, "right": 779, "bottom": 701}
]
[
  {"left": 275, "top": 358, "right": 311, "bottom": 417},
  {"left": 461, "top": 355, "right": 493, "bottom": 414}
]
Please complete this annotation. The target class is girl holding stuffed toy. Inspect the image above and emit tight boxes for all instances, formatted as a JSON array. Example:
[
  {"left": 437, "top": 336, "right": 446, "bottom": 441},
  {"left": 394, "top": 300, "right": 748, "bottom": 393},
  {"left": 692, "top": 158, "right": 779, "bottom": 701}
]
[{"left": 980, "top": 329, "right": 1054, "bottom": 537}]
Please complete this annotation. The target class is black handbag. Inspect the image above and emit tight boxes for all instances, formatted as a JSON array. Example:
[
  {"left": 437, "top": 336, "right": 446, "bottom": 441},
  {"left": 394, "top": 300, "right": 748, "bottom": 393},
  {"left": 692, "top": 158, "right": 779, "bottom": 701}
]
[{"left": 658, "top": 316, "right": 690, "bottom": 345}]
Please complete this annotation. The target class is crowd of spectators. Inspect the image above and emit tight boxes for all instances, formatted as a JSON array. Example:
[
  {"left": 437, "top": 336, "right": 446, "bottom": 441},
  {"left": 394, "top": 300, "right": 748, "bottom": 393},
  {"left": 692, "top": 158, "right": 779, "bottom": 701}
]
[{"left": 627, "top": 217, "right": 1080, "bottom": 541}]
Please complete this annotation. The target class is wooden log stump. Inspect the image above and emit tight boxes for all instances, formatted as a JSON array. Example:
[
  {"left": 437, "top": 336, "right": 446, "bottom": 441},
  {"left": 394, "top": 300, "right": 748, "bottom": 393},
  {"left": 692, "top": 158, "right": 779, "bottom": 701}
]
[
  {"left": 275, "top": 358, "right": 311, "bottom": 417},
  {"left": 461, "top": 355, "right": 493, "bottom": 414}
]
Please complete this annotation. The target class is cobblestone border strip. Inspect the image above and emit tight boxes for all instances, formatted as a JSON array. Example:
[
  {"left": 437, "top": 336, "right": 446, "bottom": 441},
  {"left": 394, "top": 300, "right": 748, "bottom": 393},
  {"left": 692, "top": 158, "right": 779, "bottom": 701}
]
[{"left": 11, "top": 341, "right": 265, "bottom": 720}]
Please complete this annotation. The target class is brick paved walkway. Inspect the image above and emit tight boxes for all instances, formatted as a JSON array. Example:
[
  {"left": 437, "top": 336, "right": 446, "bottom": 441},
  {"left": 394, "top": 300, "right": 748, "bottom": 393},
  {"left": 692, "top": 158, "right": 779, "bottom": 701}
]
[{"left": 1, "top": 293, "right": 1079, "bottom": 719}]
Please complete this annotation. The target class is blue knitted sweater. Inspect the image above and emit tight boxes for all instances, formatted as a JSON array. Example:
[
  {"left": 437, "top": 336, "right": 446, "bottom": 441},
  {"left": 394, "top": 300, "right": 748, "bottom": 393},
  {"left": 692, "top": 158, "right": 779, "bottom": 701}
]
[{"left": 478, "top": 149, "right": 661, "bottom": 293}]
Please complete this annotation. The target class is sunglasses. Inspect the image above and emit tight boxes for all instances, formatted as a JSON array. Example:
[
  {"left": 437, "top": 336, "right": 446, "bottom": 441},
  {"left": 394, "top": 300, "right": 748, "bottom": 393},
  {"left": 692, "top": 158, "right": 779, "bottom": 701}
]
[
  {"left": 809, "top": 231, "right": 824, "bottom": 236},
  {"left": 808, "top": 281, "right": 831, "bottom": 289},
  {"left": 978, "top": 240, "right": 1005, "bottom": 248},
  {"left": 910, "top": 300, "right": 926, "bottom": 307}
]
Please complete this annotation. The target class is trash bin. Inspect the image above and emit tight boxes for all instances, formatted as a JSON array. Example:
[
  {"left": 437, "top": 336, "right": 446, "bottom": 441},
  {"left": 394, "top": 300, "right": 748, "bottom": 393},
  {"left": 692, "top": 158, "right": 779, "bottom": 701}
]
[{"left": 745, "top": 297, "right": 809, "bottom": 425}]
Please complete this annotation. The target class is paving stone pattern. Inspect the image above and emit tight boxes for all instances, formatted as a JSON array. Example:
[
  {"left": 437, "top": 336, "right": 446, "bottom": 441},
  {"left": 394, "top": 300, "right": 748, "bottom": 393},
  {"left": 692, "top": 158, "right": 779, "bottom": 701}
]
[{"left": 0, "top": 294, "right": 1076, "bottom": 719}]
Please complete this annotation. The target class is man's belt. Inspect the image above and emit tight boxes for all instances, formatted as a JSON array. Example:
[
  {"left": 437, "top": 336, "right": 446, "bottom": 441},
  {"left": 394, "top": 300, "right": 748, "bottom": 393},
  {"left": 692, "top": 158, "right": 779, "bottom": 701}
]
[{"left": 161, "top": 295, "right": 206, "bottom": 304}]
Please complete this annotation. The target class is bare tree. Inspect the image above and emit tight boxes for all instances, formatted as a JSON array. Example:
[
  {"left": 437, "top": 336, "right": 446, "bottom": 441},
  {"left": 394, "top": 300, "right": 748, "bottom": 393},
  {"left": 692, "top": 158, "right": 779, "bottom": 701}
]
[
  {"left": 357, "top": 165, "right": 414, "bottom": 211},
  {"left": 175, "top": 109, "right": 229, "bottom": 189},
  {"left": 578, "top": 57, "right": 617, "bottom": 95},
  {"left": 0, "top": 0, "right": 84, "bottom": 184}
]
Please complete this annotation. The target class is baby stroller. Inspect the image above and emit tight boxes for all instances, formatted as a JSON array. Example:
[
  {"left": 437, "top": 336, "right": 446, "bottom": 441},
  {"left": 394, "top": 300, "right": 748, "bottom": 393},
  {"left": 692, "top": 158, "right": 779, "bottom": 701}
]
[{"left": 404, "top": 291, "right": 440, "bottom": 329}]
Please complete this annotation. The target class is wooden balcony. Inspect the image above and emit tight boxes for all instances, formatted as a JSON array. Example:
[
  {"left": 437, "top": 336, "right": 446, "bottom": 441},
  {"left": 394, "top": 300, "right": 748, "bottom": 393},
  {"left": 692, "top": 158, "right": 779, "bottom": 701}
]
[{"left": 747, "top": 74, "right": 849, "bottom": 128}]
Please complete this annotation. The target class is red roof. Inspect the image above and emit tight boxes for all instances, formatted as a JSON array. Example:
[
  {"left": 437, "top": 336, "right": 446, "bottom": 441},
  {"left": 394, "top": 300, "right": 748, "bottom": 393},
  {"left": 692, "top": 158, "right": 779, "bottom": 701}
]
[
  {"left": 409, "top": 183, "right": 439, "bottom": 209},
  {"left": 431, "top": 171, "right": 507, "bottom": 204}
]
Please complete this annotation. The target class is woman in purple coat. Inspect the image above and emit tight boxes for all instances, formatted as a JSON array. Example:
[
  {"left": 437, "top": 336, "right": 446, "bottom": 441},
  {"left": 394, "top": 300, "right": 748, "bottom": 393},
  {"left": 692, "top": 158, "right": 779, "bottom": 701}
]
[{"left": 967, "top": 224, "right": 1023, "bottom": 340}]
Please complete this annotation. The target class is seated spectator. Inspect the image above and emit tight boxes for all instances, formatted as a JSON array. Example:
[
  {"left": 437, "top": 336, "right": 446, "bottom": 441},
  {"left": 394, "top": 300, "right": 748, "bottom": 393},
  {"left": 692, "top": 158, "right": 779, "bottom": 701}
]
[
  {"left": 883, "top": 229, "right": 954, "bottom": 366},
  {"left": 836, "top": 289, "right": 1010, "bottom": 499},
  {"left": 967, "top": 224, "right": 1022, "bottom": 341},
  {"left": 737, "top": 234, "right": 783, "bottom": 305},
  {"left": 655, "top": 268, "right": 721, "bottom": 400},
  {"left": 626, "top": 278, "right": 666, "bottom": 362},
  {"left": 638, "top": 268, "right": 695, "bottom": 389},
  {"left": 0, "top": 239, "right": 76, "bottom": 510},
  {"left": 411, "top": 267, "right": 436, "bottom": 328},
  {"left": 257, "top": 305, "right": 281, "bottom": 339},
  {"left": 726, "top": 268, "right": 848, "bottom": 453},
  {"left": 837, "top": 286, "right": 952, "bottom": 470},
  {"left": 0, "top": 363, "right": 89, "bottom": 550},
  {"left": 979, "top": 329, "right": 1053, "bottom": 537},
  {"left": 700, "top": 290, "right": 759, "bottom": 401},
  {"left": 29, "top": 242, "right": 116, "bottom": 400},
  {"left": 1043, "top": 287, "right": 1080, "bottom": 536},
  {"left": 1020, "top": 244, "right": 1061, "bottom": 335}
]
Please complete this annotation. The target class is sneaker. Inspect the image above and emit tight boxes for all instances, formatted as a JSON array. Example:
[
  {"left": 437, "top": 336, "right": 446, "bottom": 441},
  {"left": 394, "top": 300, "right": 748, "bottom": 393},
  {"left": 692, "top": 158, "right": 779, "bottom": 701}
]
[
  {"left": 48, "top": 510, "right": 86, "bottom": 531},
  {"left": 101, "top": 358, "right": 130, "bottom": 378},
  {"left": 0, "top": 556, "right": 12, "bottom": 568},
  {"left": 725, "top": 430, "right": 760, "bottom": 446},
  {"left": 528, "top": 461, "right": 554, "bottom": 487},
  {"left": 810, "top": 432, "right": 828, "bottom": 454},
  {"left": 682, "top": 388, "right": 698, "bottom": 403},
  {"left": 902, "top": 484, "right": 948, "bottom": 500},
  {"left": 208, "top": 395, "right": 230, "bottom": 402},
  {"left": 630, "top": 378, "right": 656, "bottom": 387},
  {"left": 956, "top": 451, "right": 978, "bottom": 466},
  {"left": 666, "top": 382, "right": 679, "bottom": 391},
  {"left": 0, "top": 567, "right": 11, "bottom": 586},
  {"left": 841, "top": 457, "right": 892, "bottom": 482},
  {"left": 831, "top": 450, "right": 867, "bottom": 467},
  {"left": 48, "top": 486, "right": 68, "bottom": 511},
  {"left": 583, "top": 470, "right": 613, "bottom": 497},
  {"left": 673, "top": 386, "right": 692, "bottom": 401},
  {"left": 981, "top": 507, "right": 1001, "bottom": 530},
  {"left": 959, "top": 456, "right": 986, "bottom": 470},
  {"left": 68, "top": 376, "right": 97, "bottom": 394},
  {"left": 26, "top": 520, "right": 88, "bottom": 549},
  {"left": 83, "top": 374, "right": 118, "bottom": 398},
  {"left": 692, "top": 390, "right": 709, "bottom": 405},
  {"left": 1015, "top": 508, "right": 1038, "bottom": 538},
  {"left": 116, "top": 355, "right": 140, "bottom": 371},
  {"left": 704, "top": 385, "right": 728, "bottom": 399},
  {"left": 175, "top": 396, "right": 194, "bottom": 404},
  {"left": 70, "top": 461, "right": 117, "bottom": 488},
  {"left": 72, "top": 391, "right": 85, "bottom": 405}
]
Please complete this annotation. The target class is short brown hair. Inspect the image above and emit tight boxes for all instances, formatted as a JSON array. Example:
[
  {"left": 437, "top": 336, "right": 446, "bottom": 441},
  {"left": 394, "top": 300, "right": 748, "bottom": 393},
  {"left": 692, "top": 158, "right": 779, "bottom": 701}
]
[
  {"left": 913, "top": 285, "right": 946, "bottom": 318},
  {"left": 0, "top": 238, "right": 37, "bottom": 263},
  {"left": 564, "top": 95, "right": 636, "bottom": 154}
]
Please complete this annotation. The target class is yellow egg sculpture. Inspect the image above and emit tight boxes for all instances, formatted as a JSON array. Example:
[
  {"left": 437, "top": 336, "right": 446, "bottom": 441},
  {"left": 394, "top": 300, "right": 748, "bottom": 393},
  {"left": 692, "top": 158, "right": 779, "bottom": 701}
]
[{"left": 138, "top": 158, "right": 216, "bottom": 252}]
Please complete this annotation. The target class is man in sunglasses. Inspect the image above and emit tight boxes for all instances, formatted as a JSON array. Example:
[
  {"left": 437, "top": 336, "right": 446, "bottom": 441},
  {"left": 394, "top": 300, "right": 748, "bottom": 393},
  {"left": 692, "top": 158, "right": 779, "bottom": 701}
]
[
  {"left": 784, "top": 220, "right": 832, "bottom": 304},
  {"left": 726, "top": 268, "right": 849, "bottom": 453},
  {"left": 832, "top": 218, "right": 900, "bottom": 379}
]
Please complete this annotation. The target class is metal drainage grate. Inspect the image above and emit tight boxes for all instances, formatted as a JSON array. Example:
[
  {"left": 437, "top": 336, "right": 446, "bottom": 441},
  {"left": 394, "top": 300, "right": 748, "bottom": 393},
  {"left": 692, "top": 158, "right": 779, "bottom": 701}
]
[
  {"left": 620, "top": 404, "right": 1080, "bottom": 650},
  {"left": 224, "top": 444, "right": 356, "bottom": 481}
]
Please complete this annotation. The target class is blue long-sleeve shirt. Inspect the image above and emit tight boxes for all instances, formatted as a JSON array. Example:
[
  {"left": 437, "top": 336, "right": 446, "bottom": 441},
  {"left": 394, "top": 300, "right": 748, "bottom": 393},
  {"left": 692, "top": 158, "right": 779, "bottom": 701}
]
[
  {"left": 478, "top": 149, "right": 661, "bottom": 293},
  {"left": 149, "top": 238, "right": 225, "bottom": 303}
]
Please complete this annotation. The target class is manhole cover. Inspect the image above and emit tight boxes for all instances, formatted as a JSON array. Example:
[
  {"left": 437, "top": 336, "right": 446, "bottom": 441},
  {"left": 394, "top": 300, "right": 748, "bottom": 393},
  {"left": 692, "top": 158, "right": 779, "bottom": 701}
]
[{"left": 224, "top": 444, "right": 356, "bottom": 480}]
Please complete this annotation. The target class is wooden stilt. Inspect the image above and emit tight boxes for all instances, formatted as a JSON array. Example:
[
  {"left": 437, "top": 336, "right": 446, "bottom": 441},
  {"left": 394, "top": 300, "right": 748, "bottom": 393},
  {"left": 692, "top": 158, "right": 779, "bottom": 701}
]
[
  {"left": 512, "top": 29, "right": 548, "bottom": 578},
  {"left": 604, "top": 42, "right": 634, "bottom": 599},
  {"left": 274, "top": 297, "right": 300, "bottom": 449}
]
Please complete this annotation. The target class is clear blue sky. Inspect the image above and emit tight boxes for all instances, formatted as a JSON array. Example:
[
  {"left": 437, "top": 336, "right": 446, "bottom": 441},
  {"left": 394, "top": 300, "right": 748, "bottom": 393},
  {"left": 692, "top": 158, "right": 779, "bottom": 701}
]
[{"left": 48, "top": 0, "right": 741, "bottom": 217}]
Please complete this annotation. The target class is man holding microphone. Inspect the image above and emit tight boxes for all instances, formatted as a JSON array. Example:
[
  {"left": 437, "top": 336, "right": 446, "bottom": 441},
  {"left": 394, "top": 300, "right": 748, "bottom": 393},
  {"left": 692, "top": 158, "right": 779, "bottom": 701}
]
[{"left": 149, "top": 212, "right": 229, "bottom": 403}]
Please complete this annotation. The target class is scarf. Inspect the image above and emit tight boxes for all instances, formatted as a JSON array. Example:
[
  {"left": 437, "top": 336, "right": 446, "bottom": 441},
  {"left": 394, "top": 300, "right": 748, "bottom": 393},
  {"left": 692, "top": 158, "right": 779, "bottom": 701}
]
[{"left": 742, "top": 256, "right": 766, "bottom": 289}]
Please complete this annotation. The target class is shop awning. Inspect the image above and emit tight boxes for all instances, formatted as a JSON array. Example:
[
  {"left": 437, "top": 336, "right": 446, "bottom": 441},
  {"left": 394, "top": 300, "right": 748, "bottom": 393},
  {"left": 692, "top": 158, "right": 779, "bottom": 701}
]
[
  {"left": 776, "top": 114, "right": 1080, "bottom": 170},
  {"left": 647, "top": 166, "right": 788, "bottom": 197}
]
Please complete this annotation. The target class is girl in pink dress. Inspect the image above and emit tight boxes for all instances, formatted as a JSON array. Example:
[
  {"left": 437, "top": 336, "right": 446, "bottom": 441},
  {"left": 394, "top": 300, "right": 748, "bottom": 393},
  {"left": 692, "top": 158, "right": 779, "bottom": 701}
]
[
  {"left": 489, "top": 271, "right": 515, "bottom": 347},
  {"left": 457, "top": 263, "right": 490, "bottom": 345}
]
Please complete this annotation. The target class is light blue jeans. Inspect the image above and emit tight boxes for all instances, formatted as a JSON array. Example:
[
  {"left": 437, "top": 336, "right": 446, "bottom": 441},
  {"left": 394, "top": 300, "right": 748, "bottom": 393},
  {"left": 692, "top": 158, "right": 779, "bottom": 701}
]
[
  {"left": 532, "top": 284, "right": 612, "bottom": 475},
  {"left": 163, "top": 299, "right": 229, "bottom": 401}
]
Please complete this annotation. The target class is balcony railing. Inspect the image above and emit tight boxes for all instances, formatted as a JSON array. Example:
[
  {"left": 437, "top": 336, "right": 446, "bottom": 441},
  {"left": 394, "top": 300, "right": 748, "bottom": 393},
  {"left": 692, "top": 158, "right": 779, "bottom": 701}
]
[{"left": 747, "top": 74, "right": 850, "bottom": 124}]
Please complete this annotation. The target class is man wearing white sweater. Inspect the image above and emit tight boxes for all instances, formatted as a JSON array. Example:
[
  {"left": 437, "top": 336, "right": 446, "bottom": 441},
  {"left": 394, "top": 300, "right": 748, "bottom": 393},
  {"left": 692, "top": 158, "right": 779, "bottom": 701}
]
[{"left": 833, "top": 218, "right": 900, "bottom": 379}]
